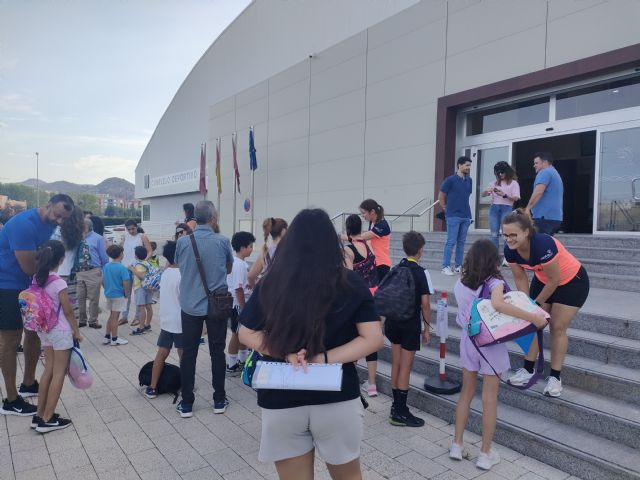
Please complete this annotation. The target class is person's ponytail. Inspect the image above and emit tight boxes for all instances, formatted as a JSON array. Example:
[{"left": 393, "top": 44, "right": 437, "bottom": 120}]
[{"left": 34, "top": 240, "right": 65, "bottom": 287}]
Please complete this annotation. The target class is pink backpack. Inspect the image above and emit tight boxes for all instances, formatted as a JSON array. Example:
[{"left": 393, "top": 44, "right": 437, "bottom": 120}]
[{"left": 19, "top": 274, "right": 61, "bottom": 333}]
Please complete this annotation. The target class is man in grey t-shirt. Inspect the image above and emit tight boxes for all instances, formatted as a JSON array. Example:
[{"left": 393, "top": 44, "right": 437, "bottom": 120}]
[{"left": 175, "top": 201, "right": 233, "bottom": 418}]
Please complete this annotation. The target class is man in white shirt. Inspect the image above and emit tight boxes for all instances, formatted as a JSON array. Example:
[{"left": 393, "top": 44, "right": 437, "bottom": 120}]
[{"left": 226, "top": 231, "right": 255, "bottom": 375}]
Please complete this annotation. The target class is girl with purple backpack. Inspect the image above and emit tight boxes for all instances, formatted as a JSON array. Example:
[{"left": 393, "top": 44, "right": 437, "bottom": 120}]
[
  {"left": 450, "top": 240, "right": 547, "bottom": 470},
  {"left": 31, "top": 240, "right": 82, "bottom": 433}
]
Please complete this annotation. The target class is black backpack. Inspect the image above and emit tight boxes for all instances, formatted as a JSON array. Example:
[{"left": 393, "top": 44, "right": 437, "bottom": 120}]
[
  {"left": 138, "top": 361, "right": 181, "bottom": 403},
  {"left": 374, "top": 265, "right": 416, "bottom": 322}
]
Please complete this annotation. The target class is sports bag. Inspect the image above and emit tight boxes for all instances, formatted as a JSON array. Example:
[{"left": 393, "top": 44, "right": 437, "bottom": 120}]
[
  {"left": 19, "top": 274, "right": 62, "bottom": 333},
  {"left": 242, "top": 350, "right": 263, "bottom": 389},
  {"left": 468, "top": 280, "right": 548, "bottom": 389},
  {"left": 374, "top": 265, "right": 415, "bottom": 321},
  {"left": 68, "top": 340, "right": 93, "bottom": 390},
  {"left": 137, "top": 261, "right": 162, "bottom": 291},
  {"left": 138, "top": 361, "right": 181, "bottom": 402}
]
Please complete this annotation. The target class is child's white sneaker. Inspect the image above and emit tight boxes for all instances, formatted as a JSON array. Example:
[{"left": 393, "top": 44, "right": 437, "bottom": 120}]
[
  {"left": 476, "top": 450, "right": 500, "bottom": 470},
  {"left": 449, "top": 442, "right": 463, "bottom": 460},
  {"left": 102, "top": 336, "right": 111, "bottom": 345},
  {"left": 110, "top": 338, "right": 129, "bottom": 346},
  {"left": 543, "top": 376, "right": 563, "bottom": 397}
]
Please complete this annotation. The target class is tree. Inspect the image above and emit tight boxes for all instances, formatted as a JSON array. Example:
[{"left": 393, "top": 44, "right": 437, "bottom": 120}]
[
  {"left": 68, "top": 193, "right": 100, "bottom": 214},
  {"left": 0, "top": 183, "right": 39, "bottom": 207}
]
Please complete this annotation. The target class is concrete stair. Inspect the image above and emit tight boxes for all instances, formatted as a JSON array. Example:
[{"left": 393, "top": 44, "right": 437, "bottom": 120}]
[{"left": 361, "top": 235, "right": 640, "bottom": 479}]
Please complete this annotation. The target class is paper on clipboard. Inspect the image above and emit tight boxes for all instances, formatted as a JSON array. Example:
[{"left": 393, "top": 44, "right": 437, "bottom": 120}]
[{"left": 252, "top": 361, "right": 343, "bottom": 391}]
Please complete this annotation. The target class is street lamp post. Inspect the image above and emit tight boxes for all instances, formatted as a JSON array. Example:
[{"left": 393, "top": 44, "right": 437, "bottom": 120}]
[{"left": 35, "top": 152, "right": 39, "bottom": 207}]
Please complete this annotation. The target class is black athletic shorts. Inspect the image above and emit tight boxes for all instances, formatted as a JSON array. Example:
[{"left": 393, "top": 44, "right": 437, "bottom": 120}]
[
  {"left": 530, "top": 266, "right": 590, "bottom": 308},
  {"left": 385, "top": 319, "right": 420, "bottom": 352},
  {"left": 0, "top": 289, "right": 22, "bottom": 331},
  {"left": 229, "top": 308, "right": 240, "bottom": 333}
]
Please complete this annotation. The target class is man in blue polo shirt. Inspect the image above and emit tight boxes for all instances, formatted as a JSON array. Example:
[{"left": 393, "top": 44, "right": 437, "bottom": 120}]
[
  {"left": 0, "top": 194, "right": 74, "bottom": 416},
  {"left": 438, "top": 156, "right": 473, "bottom": 275},
  {"left": 525, "top": 152, "right": 564, "bottom": 236}
]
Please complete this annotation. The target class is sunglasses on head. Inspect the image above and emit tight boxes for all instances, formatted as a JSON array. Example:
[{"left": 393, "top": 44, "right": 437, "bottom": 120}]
[{"left": 176, "top": 229, "right": 185, "bottom": 234}]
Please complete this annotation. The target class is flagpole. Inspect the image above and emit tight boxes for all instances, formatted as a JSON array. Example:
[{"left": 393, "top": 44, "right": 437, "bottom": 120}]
[
  {"left": 216, "top": 138, "right": 221, "bottom": 221},
  {"left": 250, "top": 126, "right": 255, "bottom": 236},
  {"left": 232, "top": 132, "right": 237, "bottom": 234}
]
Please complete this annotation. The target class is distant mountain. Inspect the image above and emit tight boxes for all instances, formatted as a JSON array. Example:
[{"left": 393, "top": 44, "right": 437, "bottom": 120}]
[{"left": 21, "top": 177, "right": 135, "bottom": 198}]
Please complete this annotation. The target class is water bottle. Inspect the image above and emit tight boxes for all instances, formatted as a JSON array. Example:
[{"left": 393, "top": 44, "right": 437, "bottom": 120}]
[{"left": 436, "top": 291, "right": 448, "bottom": 340}]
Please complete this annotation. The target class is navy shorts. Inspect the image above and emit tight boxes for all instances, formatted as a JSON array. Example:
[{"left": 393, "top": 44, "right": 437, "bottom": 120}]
[
  {"left": 157, "top": 329, "right": 184, "bottom": 349},
  {"left": 0, "top": 289, "right": 22, "bottom": 331}
]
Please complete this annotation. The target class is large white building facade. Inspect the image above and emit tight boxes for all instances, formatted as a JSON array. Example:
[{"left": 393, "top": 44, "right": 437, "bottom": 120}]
[{"left": 136, "top": 0, "right": 640, "bottom": 239}]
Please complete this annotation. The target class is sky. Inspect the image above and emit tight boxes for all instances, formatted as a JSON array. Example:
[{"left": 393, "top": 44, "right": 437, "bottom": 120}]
[{"left": 0, "top": 0, "right": 251, "bottom": 185}]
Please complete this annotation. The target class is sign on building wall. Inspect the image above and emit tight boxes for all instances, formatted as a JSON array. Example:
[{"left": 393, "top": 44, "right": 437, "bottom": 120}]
[{"left": 148, "top": 169, "right": 199, "bottom": 189}]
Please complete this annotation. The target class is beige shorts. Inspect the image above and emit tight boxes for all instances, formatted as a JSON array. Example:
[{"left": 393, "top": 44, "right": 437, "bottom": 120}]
[
  {"left": 37, "top": 328, "right": 73, "bottom": 351},
  {"left": 259, "top": 398, "right": 364, "bottom": 465},
  {"left": 106, "top": 297, "right": 127, "bottom": 313}
]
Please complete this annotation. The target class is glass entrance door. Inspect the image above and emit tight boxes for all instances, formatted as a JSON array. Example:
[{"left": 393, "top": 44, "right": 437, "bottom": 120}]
[
  {"left": 597, "top": 124, "right": 640, "bottom": 232},
  {"left": 469, "top": 144, "right": 511, "bottom": 230}
]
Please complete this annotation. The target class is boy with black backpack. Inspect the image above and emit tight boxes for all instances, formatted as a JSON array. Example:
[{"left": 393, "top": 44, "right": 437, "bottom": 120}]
[{"left": 379, "top": 231, "right": 434, "bottom": 427}]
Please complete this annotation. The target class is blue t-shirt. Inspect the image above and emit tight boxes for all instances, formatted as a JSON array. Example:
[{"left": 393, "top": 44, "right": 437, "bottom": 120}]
[
  {"left": 531, "top": 166, "right": 563, "bottom": 221},
  {"left": 0, "top": 209, "right": 56, "bottom": 290},
  {"left": 102, "top": 262, "right": 130, "bottom": 298},
  {"left": 440, "top": 174, "right": 472, "bottom": 219}
]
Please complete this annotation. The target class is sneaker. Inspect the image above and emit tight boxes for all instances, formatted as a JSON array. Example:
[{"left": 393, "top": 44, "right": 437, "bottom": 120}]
[
  {"left": 31, "top": 413, "right": 57, "bottom": 429},
  {"left": 110, "top": 338, "right": 129, "bottom": 346},
  {"left": 199, "top": 337, "right": 206, "bottom": 345},
  {"left": 0, "top": 396, "right": 37, "bottom": 416},
  {"left": 18, "top": 381, "right": 39, "bottom": 398},
  {"left": 176, "top": 401, "right": 193, "bottom": 418},
  {"left": 102, "top": 336, "right": 111, "bottom": 345},
  {"left": 476, "top": 450, "right": 500, "bottom": 470},
  {"left": 454, "top": 266, "right": 462, "bottom": 274},
  {"left": 441, "top": 266, "right": 455, "bottom": 276},
  {"left": 226, "top": 362, "right": 242, "bottom": 377},
  {"left": 543, "top": 376, "right": 563, "bottom": 397},
  {"left": 78, "top": 322, "right": 87, "bottom": 328},
  {"left": 213, "top": 398, "right": 229, "bottom": 414},
  {"left": 130, "top": 328, "right": 145, "bottom": 336},
  {"left": 449, "top": 442, "right": 463, "bottom": 461},
  {"left": 89, "top": 323, "right": 102, "bottom": 329},
  {"left": 143, "top": 325, "right": 151, "bottom": 332},
  {"left": 145, "top": 387, "right": 158, "bottom": 399},
  {"left": 16, "top": 344, "right": 23, "bottom": 353},
  {"left": 389, "top": 409, "right": 425, "bottom": 427},
  {"left": 508, "top": 368, "right": 534, "bottom": 386},
  {"left": 501, "top": 258, "right": 509, "bottom": 267},
  {"left": 118, "top": 318, "right": 128, "bottom": 326},
  {"left": 360, "top": 381, "right": 378, "bottom": 397},
  {"left": 35, "top": 416, "right": 72, "bottom": 433}
]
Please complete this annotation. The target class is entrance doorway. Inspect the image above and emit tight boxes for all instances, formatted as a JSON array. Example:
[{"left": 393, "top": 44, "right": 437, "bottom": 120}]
[{"left": 513, "top": 131, "right": 596, "bottom": 233}]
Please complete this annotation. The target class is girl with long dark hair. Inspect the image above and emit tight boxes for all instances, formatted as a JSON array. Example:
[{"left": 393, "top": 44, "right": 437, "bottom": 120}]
[
  {"left": 481, "top": 161, "right": 520, "bottom": 255},
  {"left": 503, "top": 210, "right": 589, "bottom": 397},
  {"left": 239, "top": 209, "right": 383, "bottom": 480},
  {"left": 344, "top": 214, "right": 380, "bottom": 398},
  {"left": 32, "top": 240, "right": 82, "bottom": 433},
  {"left": 451, "top": 239, "right": 546, "bottom": 470}
]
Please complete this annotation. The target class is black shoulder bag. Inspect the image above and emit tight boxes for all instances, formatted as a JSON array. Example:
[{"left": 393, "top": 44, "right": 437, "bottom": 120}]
[{"left": 189, "top": 234, "right": 234, "bottom": 321}]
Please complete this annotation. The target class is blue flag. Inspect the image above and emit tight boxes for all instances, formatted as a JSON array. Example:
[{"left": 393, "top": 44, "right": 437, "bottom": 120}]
[{"left": 249, "top": 129, "right": 257, "bottom": 171}]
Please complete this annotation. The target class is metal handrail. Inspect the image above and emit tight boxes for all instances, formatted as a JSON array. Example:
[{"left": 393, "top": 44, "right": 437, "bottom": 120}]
[{"left": 330, "top": 198, "right": 439, "bottom": 232}]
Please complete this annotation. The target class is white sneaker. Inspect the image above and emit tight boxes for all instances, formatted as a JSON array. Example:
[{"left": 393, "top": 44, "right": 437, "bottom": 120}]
[
  {"left": 476, "top": 450, "right": 500, "bottom": 470},
  {"left": 454, "top": 266, "right": 462, "bottom": 274},
  {"left": 501, "top": 258, "right": 509, "bottom": 267},
  {"left": 360, "top": 381, "right": 378, "bottom": 397},
  {"left": 449, "top": 442, "right": 463, "bottom": 460},
  {"left": 543, "top": 376, "right": 563, "bottom": 397},
  {"left": 102, "top": 337, "right": 111, "bottom": 345},
  {"left": 508, "top": 368, "right": 534, "bottom": 386},
  {"left": 110, "top": 338, "right": 129, "bottom": 346},
  {"left": 442, "top": 266, "right": 455, "bottom": 276}
]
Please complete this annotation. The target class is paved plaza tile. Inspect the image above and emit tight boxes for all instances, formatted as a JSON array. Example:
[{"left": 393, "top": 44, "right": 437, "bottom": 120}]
[{"left": 0, "top": 304, "right": 580, "bottom": 480}]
